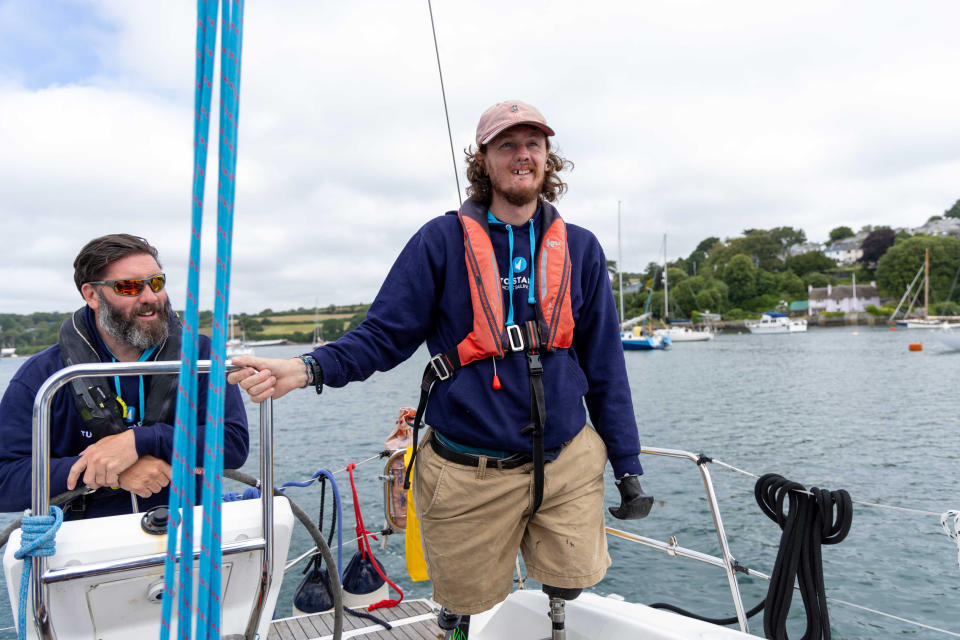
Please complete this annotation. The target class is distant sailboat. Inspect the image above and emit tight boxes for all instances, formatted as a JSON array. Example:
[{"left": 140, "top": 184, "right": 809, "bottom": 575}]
[
  {"left": 652, "top": 234, "right": 713, "bottom": 342},
  {"left": 889, "top": 249, "right": 959, "bottom": 329},
  {"left": 312, "top": 304, "right": 328, "bottom": 348},
  {"left": 618, "top": 204, "right": 670, "bottom": 350},
  {"left": 226, "top": 315, "right": 254, "bottom": 357}
]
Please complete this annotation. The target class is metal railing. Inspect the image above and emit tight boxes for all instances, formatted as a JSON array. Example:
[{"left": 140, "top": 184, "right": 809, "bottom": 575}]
[
  {"left": 604, "top": 446, "right": 752, "bottom": 634},
  {"left": 29, "top": 360, "right": 274, "bottom": 640}
]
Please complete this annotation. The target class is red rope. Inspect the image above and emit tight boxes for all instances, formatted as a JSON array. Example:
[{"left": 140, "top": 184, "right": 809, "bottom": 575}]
[{"left": 345, "top": 462, "right": 404, "bottom": 610}]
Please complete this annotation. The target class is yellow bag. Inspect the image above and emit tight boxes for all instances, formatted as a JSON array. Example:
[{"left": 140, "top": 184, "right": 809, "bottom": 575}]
[{"left": 403, "top": 446, "right": 429, "bottom": 581}]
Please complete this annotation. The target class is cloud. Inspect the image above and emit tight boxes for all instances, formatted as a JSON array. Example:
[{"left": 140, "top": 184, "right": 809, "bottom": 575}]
[{"left": 2, "top": 0, "right": 959, "bottom": 313}]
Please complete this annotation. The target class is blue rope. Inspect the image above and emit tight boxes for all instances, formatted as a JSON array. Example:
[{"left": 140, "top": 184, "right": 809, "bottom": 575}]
[
  {"left": 161, "top": 1, "right": 246, "bottom": 638},
  {"left": 160, "top": 3, "right": 218, "bottom": 638},
  {"left": 196, "top": 2, "right": 244, "bottom": 638},
  {"left": 15, "top": 506, "right": 63, "bottom": 640}
]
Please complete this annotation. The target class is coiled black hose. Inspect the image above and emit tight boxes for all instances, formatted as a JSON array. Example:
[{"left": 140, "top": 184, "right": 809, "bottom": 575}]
[{"left": 651, "top": 472, "right": 853, "bottom": 640}]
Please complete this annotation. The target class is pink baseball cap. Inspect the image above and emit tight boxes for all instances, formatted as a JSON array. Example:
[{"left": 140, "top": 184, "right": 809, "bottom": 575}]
[{"left": 475, "top": 100, "right": 555, "bottom": 147}]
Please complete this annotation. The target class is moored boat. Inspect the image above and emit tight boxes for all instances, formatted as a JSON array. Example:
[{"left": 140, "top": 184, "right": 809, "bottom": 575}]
[
  {"left": 744, "top": 312, "right": 807, "bottom": 334},
  {"left": 621, "top": 328, "right": 671, "bottom": 350},
  {"left": 654, "top": 325, "right": 714, "bottom": 342}
]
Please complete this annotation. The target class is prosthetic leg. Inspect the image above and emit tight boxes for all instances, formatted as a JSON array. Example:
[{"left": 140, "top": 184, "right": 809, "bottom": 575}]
[
  {"left": 541, "top": 585, "right": 582, "bottom": 640},
  {"left": 437, "top": 607, "right": 470, "bottom": 639}
]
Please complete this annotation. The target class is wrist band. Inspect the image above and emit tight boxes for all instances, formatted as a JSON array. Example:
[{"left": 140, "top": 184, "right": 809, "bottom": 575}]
[
  {"left": 296, "top": 355, "right": 313, "bottom": 387},
  {"left": 299, "top": 354, "right": 323, "bottom": 395}
]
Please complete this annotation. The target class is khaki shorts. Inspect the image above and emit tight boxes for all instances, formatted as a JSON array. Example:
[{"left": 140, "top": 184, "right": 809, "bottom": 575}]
[{"left": 412, "top": 425, "right": 610, "bottom": 614}]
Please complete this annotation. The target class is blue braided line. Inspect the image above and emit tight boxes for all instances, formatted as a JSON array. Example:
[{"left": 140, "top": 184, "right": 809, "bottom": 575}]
[
  {"left": 197, "top": 2, "right": 244, "bottom": 638},
  {"left": 15, "top": 506, "right": 63, "bottom": 640},
  {"left": 161, "top": 2, "right": 220, "bottom": 639}
]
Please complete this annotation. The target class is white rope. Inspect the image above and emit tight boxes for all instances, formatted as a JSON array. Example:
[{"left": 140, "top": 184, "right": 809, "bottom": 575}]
[{"left": 941, "top": 510, "right": 960, "bottom": 568}]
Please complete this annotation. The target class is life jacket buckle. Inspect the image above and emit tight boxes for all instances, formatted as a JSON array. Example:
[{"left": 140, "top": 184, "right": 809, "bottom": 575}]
[
  {"left": 507, "top": 324, "right": 525, "bottom": 352},
  {"left": 429, "top": 354, "right": 452, "bottom": 381}
]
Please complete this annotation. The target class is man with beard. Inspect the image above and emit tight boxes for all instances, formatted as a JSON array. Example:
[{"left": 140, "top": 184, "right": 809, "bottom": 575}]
[
  {"left": 0, "top": 234, "right": 249, "bottom": 518},
  {"left": 228, "top": 101, "right": 651, "bottom": 636}
]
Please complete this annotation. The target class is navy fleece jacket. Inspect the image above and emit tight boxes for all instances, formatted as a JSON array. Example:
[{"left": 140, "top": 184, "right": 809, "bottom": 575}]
[
  {"left": 0, "top": 307, "right": 249, "bottom": 517},
  {"left": 312, "top": 207, "right": 643, "bottom": 478}
]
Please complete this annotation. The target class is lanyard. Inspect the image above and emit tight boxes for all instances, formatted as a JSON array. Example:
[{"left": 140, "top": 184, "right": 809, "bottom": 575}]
[
  {"left": 487, "top": 211, "right": 537, "bottom": 326},
  {"left": 108, "top": 346, "right": 156, "bottom": 424}
]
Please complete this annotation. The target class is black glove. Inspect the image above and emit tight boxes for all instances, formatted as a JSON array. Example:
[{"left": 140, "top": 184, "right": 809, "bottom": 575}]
[{"left": 608, "top": 474, "right": 654, "bottom": 520}]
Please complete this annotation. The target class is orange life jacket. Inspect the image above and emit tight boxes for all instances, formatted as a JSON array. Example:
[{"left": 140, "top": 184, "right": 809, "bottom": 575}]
[{"left": 454, "top": 198, "right": 575, "bottom": 367}]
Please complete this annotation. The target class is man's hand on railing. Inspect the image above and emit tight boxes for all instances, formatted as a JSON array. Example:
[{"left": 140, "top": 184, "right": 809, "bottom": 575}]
[{"left": 227, "top": 356, "right": 308, "bottom": 403}]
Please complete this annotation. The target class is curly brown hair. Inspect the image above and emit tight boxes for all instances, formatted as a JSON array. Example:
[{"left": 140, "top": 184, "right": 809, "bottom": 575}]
[{"left": 464, "top": 138, "right": 573, "bottom": 205}]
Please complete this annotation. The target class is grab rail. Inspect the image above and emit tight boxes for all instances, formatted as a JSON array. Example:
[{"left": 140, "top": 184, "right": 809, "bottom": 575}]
[
  {"left": 30, "top": 360, "right": 273, "bottom": 640},
  {"left": 605, "top": 446, "right": 750, "bottom": 634}
]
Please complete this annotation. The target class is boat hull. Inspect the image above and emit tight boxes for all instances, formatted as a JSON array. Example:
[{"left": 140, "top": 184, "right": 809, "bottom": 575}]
[
  {"left": 936, "top": 330, "right": 960, "bottom": 351},
  {"left": 745, "top": 314, "right": 807, "bottom": 334},
  {"left": 621, "top": 333, "right": 670, "bottom": 350},
  {"left": 654, "top": 328, "right": 714, "bottom": 342}
]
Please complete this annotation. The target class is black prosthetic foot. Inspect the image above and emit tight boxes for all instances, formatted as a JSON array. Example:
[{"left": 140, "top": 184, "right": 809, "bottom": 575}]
[{"left": 437, "top": 608, "right": 470, "bottom": 639}]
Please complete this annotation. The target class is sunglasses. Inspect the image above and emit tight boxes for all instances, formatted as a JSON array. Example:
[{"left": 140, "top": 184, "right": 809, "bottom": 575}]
[{"left": 87, "top": 273, "right": 166, "bottom": 296}]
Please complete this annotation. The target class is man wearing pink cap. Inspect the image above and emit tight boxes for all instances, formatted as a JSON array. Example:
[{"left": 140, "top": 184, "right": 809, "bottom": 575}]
[{"left": 230, "top": 100, "right": 651, "bottom": 638}]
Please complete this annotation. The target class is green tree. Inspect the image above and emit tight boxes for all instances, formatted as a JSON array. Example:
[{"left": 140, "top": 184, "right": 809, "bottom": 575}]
[
  {"left": 777, "top": 270, "right": 806, "bottom": 299},
  {"left": 756, "top": 269, "right": 778, "bottom": 296},
  {"left": 805, "top": 272, "right": 829, "bottom": 288},
  {"left": 785, "top": 251, "right": 835, "bottom": 276},
  {"left": 769, "top": 226, "right": 807, "bottom": 250},
  {"left": 945, "top": 198, "right": 960, "bottom": 219},
  {"left": 875, "top": 235, "right": 960, "bottom": 301},
  {"left": 723, "top": 254, "right": 757, "bottom": 304},
  {"left": 829, "top": 226, "right": 855, "bottom": 243},
  {"left": 695, "top": 237, "right": 721, "bottom": 254}
]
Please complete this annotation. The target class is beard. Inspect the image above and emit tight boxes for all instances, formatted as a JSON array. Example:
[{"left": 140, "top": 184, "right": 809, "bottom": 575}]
[
  {"left": 490, "top": 168, "right": 544, "bottom": 208},
  {"left": 97, "top": 291, "right": 171, "bottom": 350}
]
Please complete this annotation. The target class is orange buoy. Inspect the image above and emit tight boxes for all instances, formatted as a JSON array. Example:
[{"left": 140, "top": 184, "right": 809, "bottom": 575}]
[
  {"left": 908, "top": 343, "right": 923, "bottom": 351},
  {"left": 889, "top": 326, "right": 896, "bottom": 331}
]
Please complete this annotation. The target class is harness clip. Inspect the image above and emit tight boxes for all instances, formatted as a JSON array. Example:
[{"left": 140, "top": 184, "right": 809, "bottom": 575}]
[
  {"left": 429, "top": 354, "right": 452, "bottom": 381},
  {"left": 507, "top": 324, "right": 525, "bottom": 352}
]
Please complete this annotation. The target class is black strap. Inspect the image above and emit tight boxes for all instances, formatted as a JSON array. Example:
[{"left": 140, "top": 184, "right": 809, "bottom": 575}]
[
  {"left": 520, "top": 320, "right": 546, "bottom": 516},
  {"left": 403, "top": 350, "right": 460, "bottom": 490}
]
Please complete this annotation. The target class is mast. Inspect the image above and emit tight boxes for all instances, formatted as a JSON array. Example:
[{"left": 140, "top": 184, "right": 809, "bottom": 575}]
[
  {"left": 618, "top": 201, "right": 623, "bottom": 326},
  {"left": 924, "top": 248, "right": 930, "bottom": 319},
  {"left": 663, "top": 234, "right": 668, "bottom": 323}
]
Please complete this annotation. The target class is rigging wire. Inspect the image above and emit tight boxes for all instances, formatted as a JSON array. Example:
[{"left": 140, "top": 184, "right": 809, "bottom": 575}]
[
  {"left": 426, "top": 0, "right": 461, "bottom": 206},
  {"left": 709, "top": 458, "right": 943, "bottom": 517}
]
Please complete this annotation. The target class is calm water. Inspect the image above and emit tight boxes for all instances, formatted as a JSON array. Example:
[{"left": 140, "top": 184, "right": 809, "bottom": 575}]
[{"left": 0, "top": 326, "right": 957, "bottom": 638}]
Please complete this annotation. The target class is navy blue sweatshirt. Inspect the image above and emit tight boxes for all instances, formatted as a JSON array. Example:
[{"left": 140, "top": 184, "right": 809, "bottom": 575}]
[
  {"left": 0, "top": 307, "right": 249, "bottom": 517},
  {"left": 312, "top": 207, "right": 643, "bottom": 478}
]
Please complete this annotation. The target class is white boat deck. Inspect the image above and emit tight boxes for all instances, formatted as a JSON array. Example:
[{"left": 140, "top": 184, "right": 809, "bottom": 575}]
[{"left": 269, "top": 599, "right": 442, "bottom": 640}]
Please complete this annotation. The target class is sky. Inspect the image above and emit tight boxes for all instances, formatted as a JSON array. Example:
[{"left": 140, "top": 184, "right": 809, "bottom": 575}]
[{"left": 1, "top": 0, "right": 958, "bottom": 314}]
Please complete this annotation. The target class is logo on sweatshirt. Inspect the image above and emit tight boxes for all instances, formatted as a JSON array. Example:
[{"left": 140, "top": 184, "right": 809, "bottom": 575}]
[{"left": 513, "top": 257, "right": 527, "bottom": 272}]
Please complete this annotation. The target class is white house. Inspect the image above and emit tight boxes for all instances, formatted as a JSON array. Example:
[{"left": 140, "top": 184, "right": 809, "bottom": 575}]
[
  {"left": 786, "top": 242, "right": 825, "bottom": 257},
  {"left": 808, "top": 282, "right": 880, "bottom": 315},
  {"left": 823, "top": 241, "right": 863, "bottom": 266}
]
